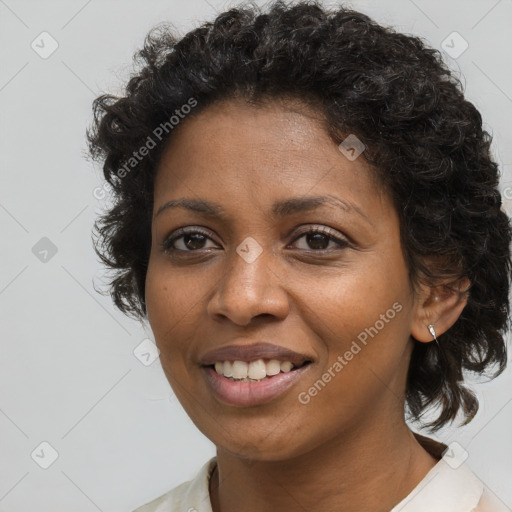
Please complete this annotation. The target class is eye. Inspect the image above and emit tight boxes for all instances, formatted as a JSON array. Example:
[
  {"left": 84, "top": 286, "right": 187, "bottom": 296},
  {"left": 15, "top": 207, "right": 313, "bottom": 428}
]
[
  {"left": 160, "top": 225, "right": 350, "bottom": 255},
  {"left": 160, "top": 227, "right": 219, "bottom": 253},
  {"left": 290, "top": 226, "right": 349, "bottom": 251}
]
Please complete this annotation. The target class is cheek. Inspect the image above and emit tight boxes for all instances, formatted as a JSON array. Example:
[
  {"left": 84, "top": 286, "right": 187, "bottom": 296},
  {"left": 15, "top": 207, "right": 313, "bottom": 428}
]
[
  {"left": 296, "top": 253, "right": 413, "bottom": 386},
  {"left": 145, "top": 262, "right": 195, "bottom": 354},
  {"left": 300, "top": 254, "right": 410, "bottom": 337}
]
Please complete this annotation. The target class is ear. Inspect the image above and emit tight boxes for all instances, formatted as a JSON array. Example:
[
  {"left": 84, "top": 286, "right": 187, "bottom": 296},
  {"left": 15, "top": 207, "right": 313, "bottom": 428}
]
[{"left": 410, "top": 276, "right": 470, "bottom": 343}]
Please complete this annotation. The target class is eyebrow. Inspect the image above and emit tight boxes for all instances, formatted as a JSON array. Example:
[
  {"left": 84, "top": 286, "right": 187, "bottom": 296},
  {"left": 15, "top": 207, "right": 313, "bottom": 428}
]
[{"left": 155, "top": 195, "right": 372, "bottom": 225}]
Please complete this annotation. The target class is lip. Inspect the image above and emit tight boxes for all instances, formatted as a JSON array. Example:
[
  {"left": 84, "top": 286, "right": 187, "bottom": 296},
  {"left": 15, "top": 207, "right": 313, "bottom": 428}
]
[
  {"left": 199, "top": 342, "right": 313, "bottom": 367},
  {"left": 202, "top": 363, "right": 312, "bottom": 407}
]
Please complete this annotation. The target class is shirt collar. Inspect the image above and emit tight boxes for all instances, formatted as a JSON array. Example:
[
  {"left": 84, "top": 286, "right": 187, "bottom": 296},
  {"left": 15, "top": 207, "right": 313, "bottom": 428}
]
[
  {"left": 390, "top": 457, "right": 484, "bottom": 512},
  {"left": 172, "top": 433, "right": 485, "bottom": 512}
]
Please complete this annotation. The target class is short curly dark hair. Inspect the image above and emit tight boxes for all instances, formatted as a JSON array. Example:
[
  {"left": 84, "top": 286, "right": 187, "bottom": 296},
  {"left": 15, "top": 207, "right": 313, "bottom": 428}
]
[{"left": 87, "top": 0, "right": 511, "bottom": 431}]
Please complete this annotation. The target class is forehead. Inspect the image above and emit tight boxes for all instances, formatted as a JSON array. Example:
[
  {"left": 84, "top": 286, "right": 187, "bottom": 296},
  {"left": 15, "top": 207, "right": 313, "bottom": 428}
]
[
  {"left": 157, "top": 97, "right": 330, "bottom": 170},
  {"left": 153, "top": 98, "right": 389, "bottom": 219}
]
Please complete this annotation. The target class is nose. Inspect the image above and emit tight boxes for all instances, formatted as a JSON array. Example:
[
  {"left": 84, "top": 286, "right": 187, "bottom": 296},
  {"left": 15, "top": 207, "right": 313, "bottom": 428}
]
[{"left": 206, "top": 243, "right": 290, "bottom": 327}]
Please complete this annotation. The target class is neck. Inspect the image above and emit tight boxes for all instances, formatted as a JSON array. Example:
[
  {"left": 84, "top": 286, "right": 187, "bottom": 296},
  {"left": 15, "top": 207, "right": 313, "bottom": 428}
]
[{"left": 209, "top": 418, "right": 439, "bottom": 512}]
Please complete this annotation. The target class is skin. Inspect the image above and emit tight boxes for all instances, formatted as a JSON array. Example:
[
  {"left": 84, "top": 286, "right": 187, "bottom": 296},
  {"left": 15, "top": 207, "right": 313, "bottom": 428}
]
[{"left": 144, "top": 98, "right": 468, "bottom": 512}]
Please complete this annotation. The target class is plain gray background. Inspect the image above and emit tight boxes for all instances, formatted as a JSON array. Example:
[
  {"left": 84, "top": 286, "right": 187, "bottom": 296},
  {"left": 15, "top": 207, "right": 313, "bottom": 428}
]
[{"left": 1, "top": 0, "right": 511, "bottom": 510}]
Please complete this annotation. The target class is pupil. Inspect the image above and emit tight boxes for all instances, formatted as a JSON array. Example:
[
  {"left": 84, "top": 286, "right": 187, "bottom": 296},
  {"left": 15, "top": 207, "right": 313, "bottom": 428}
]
[
  {"left": 182, "top": 233, "right": 329, "bottom": 250},
  {"left": 308, "top": 233, "right": 328, "bottom": 250},
  {"left": 185, "top": 233, "right": 206, "bottom": 250}
]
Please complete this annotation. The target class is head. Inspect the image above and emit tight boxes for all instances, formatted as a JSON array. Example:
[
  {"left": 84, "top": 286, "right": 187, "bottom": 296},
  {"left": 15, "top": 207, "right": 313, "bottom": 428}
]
[{"left": 87, "top": 0, "right": 511, "bottom": 457}]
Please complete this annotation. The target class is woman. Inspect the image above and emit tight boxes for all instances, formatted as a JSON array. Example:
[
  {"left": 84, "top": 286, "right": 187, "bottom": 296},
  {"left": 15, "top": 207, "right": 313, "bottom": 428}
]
[{"left": 87, "top": 1, "right": 511, "bottom": 510}]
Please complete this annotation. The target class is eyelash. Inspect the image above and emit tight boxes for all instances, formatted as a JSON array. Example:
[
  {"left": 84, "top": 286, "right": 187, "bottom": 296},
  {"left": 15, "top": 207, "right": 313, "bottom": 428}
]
[{"left": 160, "top": 226, "right": 350, "bottom": 254}]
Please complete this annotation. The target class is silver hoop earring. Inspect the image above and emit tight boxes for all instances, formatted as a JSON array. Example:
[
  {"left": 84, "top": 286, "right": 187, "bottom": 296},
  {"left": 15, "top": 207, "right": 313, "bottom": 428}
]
[{"left": 428, "top": 324, "right": 440, "bottom": 346}]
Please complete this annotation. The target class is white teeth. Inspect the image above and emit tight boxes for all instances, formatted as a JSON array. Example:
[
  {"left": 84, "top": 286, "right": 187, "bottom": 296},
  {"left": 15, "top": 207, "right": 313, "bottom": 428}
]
[
  {"left": 266, "top": 359, "right": 281, "bottom": 376},
  {"left": 280, "top": 361, "right": 293, "bottom": 372},
  {"left": 248, "top": 359, "right": 266, "bottom": 380},
  {"left": 212, "top": 359, "right": 299, "bottom": 380},
  {"left": 223, "top": 361, "right": 233, "bottom": 378},
  {"left": 231, "top": 360, "right": 248, "bottom": 379}
]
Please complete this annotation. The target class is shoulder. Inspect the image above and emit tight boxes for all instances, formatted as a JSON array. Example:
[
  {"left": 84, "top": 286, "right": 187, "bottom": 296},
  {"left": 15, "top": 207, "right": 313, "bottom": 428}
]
[
  {"left": 395, "top": 433, "right": 509, "bottom": 512},
  {"left": 131, "top": 457, "right": 217, "bottom": 512},
  {"left": 391, "top": 451, "right": 507, "bottom": 512},
  {"left": 473, "top": 486, "right": 511, "bottom": 512}
]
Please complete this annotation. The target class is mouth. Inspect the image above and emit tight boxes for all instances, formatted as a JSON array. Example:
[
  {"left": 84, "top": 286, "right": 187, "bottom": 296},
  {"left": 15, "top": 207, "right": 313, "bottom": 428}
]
[
  {"left": 204, "top": 359, "right": 312, "bottom": 382},
  {"left": 201, "top": 358, "right": 313, "bottom": 407}
]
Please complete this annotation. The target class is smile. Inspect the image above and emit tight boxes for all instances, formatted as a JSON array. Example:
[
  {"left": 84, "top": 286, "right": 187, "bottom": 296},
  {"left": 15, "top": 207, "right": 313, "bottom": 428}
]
[
  {"left": 202, "top": 360, "right": 312, "bottom": 407},
  {"left": 213, "top": 358, "right": 304, "bottom": 381}
]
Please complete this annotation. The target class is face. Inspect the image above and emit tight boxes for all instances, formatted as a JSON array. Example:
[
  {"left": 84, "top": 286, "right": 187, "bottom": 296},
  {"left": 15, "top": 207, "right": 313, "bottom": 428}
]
[{"left": 145, "top": 98, "right": 420, "bottom": 461}]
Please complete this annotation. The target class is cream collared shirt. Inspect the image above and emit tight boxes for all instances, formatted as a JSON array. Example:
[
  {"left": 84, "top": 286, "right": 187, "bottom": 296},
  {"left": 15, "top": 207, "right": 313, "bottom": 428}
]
[{"left": 132, "top": 451, "right": 509, "bottom": 512}]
